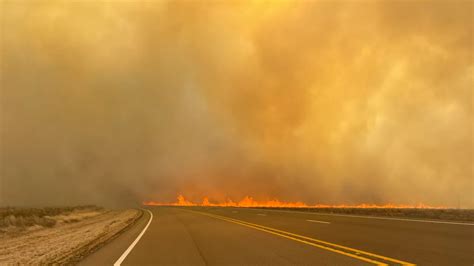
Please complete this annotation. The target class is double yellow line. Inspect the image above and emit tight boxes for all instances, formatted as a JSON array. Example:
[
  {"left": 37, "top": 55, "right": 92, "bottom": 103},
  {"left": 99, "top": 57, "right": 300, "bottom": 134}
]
[{"left": 183, "top": 209, "right": 415, "bottom": 266}]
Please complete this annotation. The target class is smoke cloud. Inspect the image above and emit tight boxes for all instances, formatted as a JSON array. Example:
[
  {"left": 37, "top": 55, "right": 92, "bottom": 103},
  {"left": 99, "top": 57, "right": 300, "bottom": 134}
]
[{"left": 1, "top": 1, "right": 472, "bottom": 207}]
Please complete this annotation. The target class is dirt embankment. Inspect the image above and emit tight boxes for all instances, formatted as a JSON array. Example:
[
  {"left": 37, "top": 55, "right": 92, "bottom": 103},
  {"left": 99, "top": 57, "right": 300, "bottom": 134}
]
[{"left": 0, "top": 206, "right": 141, "bottom": 264}]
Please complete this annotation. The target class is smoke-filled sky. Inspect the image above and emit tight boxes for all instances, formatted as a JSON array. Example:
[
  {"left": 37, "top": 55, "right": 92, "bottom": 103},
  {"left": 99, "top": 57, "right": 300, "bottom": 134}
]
[{"left": 1, "top": 0, "right": 472, "bottom": 207}]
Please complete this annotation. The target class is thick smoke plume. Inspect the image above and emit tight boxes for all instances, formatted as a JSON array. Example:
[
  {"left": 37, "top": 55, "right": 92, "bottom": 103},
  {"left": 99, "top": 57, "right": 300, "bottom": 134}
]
[{"left": 1, "top": 1, "right": 472, "bottom": 207}]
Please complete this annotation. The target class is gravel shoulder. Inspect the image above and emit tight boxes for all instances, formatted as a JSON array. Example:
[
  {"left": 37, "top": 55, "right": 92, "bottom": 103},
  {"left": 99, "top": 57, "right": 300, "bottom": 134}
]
[{"left": 0, "top": 208, "right": 141, "bottom": 264}]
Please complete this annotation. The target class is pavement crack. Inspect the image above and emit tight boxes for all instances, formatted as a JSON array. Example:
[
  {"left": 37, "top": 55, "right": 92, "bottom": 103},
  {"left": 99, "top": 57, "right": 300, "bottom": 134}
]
[{"left": 176, "top": 214, "right": 208, "bottom": 266}]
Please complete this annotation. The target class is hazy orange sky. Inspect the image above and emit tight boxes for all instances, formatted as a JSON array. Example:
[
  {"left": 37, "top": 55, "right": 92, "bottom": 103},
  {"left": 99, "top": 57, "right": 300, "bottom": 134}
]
[{"left": 1, "top": 1, "right": 472, "bottom": 207}]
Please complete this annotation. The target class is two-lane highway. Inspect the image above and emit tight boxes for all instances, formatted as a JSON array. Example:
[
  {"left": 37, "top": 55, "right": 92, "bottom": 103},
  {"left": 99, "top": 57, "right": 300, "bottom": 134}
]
[{"left": 82, "top": 206, "right": 474, "bottom": 265}]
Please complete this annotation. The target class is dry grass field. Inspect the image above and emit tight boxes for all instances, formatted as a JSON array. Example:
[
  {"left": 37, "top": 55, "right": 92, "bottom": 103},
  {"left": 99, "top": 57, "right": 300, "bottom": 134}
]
[
  {"left": 0, "top": 206, "right": 141, "bottom": 264},
  {"left": 0, "top": 206, "right": 103, "bottom": 231}
]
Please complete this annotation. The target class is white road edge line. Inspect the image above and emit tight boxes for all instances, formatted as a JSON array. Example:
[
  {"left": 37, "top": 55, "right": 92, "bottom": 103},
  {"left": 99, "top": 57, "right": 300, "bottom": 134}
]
[
  {"left": 306, "top": 219, "right": 330, "bottom": 224},
  {"left": 114, "top": 209, "right": 153, "bottom": 266},
  {"left": 258, "top": 209, "right": 474, "bottom": 226}
]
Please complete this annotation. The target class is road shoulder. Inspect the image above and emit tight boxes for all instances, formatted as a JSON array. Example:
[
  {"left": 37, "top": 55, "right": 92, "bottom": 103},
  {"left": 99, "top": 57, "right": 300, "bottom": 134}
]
[{"left": 79, "top": 209, "right": 149, "bottom": 266}]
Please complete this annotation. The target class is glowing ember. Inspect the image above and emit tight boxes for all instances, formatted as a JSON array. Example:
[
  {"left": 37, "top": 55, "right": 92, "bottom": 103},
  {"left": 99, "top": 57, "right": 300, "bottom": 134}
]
[{"left": 143, "top": 195, "right": 445, "bottom": 209}]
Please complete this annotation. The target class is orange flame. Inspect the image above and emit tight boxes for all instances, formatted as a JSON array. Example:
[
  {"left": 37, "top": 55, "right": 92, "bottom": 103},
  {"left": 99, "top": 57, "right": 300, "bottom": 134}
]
[{"left": 143, "top": 195, "right": 445, "bottom": 209}]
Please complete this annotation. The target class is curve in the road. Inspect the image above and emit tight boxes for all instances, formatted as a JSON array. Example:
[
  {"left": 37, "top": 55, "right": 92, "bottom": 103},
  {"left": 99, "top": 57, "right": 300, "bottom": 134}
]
[{"left": 114, "top": 209, "right": 153, "bottom": 266}]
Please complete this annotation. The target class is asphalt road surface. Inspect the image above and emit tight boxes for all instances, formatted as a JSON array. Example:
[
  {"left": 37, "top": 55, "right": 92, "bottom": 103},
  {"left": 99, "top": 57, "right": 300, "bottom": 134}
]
[{"left": 81, "top": 206, "right": 474, "bottom": 266}]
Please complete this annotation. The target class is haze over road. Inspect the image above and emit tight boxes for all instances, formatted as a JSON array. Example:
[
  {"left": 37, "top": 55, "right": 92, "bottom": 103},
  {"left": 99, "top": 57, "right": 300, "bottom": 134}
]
[
  {"left": 82, "top": 207, "right": 474, "bottom": 266},
  {"left": 2, "top": 1, "right": 473, "bottom": 209}
]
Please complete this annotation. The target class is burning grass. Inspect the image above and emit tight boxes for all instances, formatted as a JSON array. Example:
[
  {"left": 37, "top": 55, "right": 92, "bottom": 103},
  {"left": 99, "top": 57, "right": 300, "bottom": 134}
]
[
  {"left": 144, "top": 195, "right": 446, "bottom": 209},
  {"left": 145, "top": 195, "right": 474, "bottom": 222}
]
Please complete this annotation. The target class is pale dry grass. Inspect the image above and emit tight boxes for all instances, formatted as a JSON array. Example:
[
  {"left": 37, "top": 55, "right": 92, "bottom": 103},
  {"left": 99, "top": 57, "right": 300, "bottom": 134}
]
[
  {"left": 0, "top": 206, "right": 103, "bottom": 232},
  {"left": 0, "top": 207, "right": 141, "bottom": 264}
]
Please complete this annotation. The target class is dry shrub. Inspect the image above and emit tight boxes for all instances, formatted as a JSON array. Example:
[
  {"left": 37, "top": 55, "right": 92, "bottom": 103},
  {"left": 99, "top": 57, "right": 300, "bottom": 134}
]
[{"left": 0, "top": 206, "right": 102, "bottom": 229}]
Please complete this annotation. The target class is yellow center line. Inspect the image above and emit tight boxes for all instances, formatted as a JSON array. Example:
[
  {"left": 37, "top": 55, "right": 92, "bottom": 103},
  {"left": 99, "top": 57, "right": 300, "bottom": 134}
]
[
  {"left": 181, "top": 208, "right": 416, "bottom": 266},
  {"left": 216, "top": 213, "right": 415, "bottom": 266}
]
